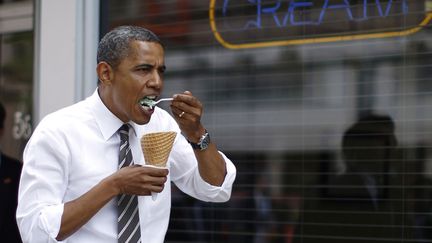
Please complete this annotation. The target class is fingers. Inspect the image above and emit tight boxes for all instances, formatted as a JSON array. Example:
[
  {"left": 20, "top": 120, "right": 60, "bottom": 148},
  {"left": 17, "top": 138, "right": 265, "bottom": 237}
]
[
  {"left": 171, "top": 92, "right": 202, "bottom": 123},
  {"left": 136, "top": 166, "right": 168, "bottom": 186},
  {"left": 141, "top": 165, "right": 169, "bottom": 176},
  {"left": 122, "top": 164, "right": 168, "bottom": 177},
  {"left": 142, "top": 168, "right": 169, "bottom": 188},
  {"left": 116, "top": 165, "right": 169, "bottom": 196},
  {"left": 149, "top": 184, "right": 165, "bottom": 193},
  {"left": 169, "top": 91, "right": 207, "bottom": 142},
  {"left": 171, "top": 91, "right": 202, "bottom": 117}
]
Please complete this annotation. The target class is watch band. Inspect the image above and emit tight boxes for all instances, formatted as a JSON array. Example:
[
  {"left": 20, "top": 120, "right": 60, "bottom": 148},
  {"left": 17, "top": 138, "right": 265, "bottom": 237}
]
[
  {"left": 188, "top": 130, "right": 210, "bottom": 150},
  {"left": 189, "top": 140, "right": 202, "bottom": 150}
]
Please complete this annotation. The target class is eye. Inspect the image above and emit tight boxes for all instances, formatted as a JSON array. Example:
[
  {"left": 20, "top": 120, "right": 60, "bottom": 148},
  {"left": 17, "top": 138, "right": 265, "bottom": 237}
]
[
  {"left": 137, "top": 67, "right": 151, "bottom": 73},
  {"left": 158, "top": 66, "right": 166, "bottom": 75},
  {"left": 135, "top": 64, "right": 153, "bottom": 73}
]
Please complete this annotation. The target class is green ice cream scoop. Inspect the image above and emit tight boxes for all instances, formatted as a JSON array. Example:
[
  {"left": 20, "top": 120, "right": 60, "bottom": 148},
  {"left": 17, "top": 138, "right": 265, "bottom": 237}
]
[{"left": 139, "top": 97, "right": 173, "bottom": 109}]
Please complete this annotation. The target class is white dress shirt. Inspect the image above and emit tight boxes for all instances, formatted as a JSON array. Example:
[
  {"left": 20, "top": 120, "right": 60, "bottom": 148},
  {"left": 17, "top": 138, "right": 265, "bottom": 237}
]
[{"left": 17, "top": 90, "right": 236, "bottom": 243}]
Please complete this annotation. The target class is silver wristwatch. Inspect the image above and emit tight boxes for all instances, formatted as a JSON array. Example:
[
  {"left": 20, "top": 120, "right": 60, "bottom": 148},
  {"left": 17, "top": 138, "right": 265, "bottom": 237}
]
[{"left": 188, "top": 130, "right": 210, "bottom": 151}]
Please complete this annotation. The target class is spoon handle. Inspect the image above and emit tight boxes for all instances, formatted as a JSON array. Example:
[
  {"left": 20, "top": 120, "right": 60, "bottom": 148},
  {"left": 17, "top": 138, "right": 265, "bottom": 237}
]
[{"left": 154, "top": 98, "right": 173, "bottom": 105}]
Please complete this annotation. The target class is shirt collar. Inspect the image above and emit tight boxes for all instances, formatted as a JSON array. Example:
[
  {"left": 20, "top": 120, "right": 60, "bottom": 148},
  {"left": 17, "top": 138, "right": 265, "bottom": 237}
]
[{"left": 90, "top": 89, "right": 138, "bottom": 141}]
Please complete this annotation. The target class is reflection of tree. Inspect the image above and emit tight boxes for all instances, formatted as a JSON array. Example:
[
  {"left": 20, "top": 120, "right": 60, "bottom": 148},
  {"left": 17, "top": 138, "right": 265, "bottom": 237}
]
[
  {"left": 0, "top": 31, "right": 34, "bottom": 160},
  {"left": 0, "top": 32, "right": 33, "bottom": 108},
  {"left": 2, "top": 32, "right": 33, "bottom": 83}
]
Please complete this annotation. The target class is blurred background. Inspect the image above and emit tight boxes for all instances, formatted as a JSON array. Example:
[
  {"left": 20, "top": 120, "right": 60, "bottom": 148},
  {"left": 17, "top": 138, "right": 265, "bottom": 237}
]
[{"left": 1, "top": 0, "right": 432, "bottom": 242}]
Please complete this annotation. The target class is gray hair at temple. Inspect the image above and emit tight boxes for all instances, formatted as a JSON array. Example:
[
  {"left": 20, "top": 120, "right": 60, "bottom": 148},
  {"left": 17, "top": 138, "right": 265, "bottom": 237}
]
[{"left": 97, "top": 25, "right": 163, "bottom": 69}]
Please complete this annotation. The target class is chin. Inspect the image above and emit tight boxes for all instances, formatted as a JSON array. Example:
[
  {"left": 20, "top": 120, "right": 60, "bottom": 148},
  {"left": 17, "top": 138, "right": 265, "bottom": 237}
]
[{"left": 134, "top": 117, "right": 151, "bottom": 125}]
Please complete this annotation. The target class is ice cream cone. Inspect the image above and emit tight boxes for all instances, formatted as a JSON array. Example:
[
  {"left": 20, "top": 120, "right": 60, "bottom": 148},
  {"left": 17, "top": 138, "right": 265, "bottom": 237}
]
[{"left": 140, "top": 131, "right": 177, "bottom": 167}]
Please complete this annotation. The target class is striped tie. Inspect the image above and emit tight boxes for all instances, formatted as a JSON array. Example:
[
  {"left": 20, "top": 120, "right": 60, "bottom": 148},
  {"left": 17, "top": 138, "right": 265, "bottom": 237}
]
[{"left": 117, "top": 124, "right": 141, "bottom": 243}]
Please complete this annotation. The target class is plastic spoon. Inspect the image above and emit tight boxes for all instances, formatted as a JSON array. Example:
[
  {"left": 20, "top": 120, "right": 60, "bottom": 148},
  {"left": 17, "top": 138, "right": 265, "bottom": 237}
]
[
  {"left": 140, "top": 98, "right": 173, "bottom": 109},
  {"left": 151, "top": 98, "right": 173, "bottom": 107}
]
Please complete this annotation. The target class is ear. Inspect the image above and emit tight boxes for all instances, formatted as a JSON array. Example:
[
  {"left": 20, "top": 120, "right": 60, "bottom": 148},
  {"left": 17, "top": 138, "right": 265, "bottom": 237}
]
[{"left": 96, "top": 62, "right": 114, "bottom": 85}]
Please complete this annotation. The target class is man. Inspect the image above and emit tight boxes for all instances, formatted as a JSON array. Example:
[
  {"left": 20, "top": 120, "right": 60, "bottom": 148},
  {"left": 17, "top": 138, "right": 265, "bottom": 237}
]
[
  {"left": 0, "top": 102, "right": 23, "bottom": 243},
  {"left": 295, "top": 113, "right": 401, "bottom": 243},
  {"left": 17, "top": 26, "right": 236, "bottom": 243}
]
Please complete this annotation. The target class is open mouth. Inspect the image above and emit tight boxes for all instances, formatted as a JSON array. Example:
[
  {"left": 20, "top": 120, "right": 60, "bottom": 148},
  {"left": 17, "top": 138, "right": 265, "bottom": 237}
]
[{"left": 139, "top": 96, "right": 157, "bottom": 110}]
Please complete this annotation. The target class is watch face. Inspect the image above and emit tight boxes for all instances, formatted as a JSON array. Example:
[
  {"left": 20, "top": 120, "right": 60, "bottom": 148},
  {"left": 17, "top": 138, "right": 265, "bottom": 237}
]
[
  {"left": 190, "top": 131, "right": 211, "bottom": 150},
  {"left": 199, "top": 133, "right": 210, "bottom": 150}
]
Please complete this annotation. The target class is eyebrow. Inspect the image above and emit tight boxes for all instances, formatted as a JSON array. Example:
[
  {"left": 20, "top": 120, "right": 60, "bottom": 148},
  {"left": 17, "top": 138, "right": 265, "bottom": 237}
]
[{"left": 135, "top": 64, "right": 166, "bottom": 72}]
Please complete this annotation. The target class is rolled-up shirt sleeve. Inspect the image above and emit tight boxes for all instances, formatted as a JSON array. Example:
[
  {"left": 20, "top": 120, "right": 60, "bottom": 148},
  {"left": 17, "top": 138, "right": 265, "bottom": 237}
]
[
  {"left": 17, "top": 123, "right": 70, "bottom": 243},
  {"left": 169, "top": 133, "right": 236, "bottom": 202}
]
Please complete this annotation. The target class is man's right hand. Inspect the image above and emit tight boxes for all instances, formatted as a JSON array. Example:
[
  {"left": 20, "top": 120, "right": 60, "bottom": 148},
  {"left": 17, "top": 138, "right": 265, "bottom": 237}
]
[
  {"left": 111, "top": 165, "right": 169, "bottom": 196},
  {"left": 57, "top": 165, "right": 168, "bottom": 241}
]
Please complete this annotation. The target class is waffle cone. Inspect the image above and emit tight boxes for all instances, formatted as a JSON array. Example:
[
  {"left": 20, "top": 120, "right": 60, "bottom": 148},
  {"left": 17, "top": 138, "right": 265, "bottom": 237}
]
[{"left": 140, "top": 132, "right": 177, "bottom": 167}]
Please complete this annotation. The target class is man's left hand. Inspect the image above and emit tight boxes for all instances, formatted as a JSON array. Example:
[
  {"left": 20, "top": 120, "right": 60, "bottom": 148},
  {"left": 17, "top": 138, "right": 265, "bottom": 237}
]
[{"left": 170, "top": 91, "right": 206, "bottom": 143}]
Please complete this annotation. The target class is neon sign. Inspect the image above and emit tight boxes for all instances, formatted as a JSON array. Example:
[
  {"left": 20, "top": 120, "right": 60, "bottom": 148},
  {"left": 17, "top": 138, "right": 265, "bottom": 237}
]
[{"left": 209, "top": 0, "right": 432, "bottom": 49}]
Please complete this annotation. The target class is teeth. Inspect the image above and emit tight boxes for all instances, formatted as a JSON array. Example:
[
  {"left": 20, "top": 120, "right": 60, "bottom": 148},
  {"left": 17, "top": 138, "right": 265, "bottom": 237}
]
[
  {"left": 139, "top": 96, "right": 157, "bottom": 109},
  {"left": 141, "top": 105, "right": 151, "bottom": 111}
]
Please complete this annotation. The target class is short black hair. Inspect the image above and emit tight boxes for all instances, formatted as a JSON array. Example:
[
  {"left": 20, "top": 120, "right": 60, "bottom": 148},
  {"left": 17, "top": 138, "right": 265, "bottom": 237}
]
[
  {"left": 342, "top": 113, "right": 397, "bottom": 161},
  {"left": 0, "top": 102, "right": 5, "bottom": 129},
  {"left": 97, "top": 25, "right": 163, "bottom": 69}
]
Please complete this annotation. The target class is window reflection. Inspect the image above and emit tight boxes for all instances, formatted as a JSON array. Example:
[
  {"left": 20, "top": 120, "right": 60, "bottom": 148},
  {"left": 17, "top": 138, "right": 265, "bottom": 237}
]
[
  {"left": 105, "top": 0, "right": 432, "bottom": 242},
  {"left": 0, "top": 31, "right": 33, "bottom": 160}
]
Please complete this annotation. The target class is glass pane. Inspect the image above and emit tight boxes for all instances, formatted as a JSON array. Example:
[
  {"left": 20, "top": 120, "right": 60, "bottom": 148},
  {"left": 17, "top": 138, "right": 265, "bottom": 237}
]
[
  {"left": 104, "top": 1, "right": 432, "bottom": 242},
  {"left": 0, "top": 31, "right": 33, "bottom": 161}
]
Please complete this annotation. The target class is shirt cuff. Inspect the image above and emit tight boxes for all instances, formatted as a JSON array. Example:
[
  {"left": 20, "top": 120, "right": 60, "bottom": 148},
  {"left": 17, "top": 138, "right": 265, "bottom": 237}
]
[
  {"left": 39, "top": 203, "right": 64, "bottom": 240},
  {"left": 194, "top": 152, "right": 237, "bottom": 202}
]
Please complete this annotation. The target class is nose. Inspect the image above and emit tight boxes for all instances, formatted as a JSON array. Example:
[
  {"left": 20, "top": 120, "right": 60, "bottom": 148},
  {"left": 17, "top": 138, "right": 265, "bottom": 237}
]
[{"left": 146, "top": 70, "right": 163, "bottom": 90}]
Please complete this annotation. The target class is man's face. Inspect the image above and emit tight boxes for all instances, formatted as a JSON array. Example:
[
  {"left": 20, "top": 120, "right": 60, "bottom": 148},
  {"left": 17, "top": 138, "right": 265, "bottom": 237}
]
[{"left": 100, "top": 41, "right": 165, "bottom": 124}]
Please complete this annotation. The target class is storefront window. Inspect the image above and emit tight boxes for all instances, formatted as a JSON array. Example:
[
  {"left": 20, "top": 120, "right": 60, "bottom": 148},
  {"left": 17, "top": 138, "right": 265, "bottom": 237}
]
[
  {"left": 104, "top": 1, "right": 432, "bottom": 242},
  {"left": 0, "top": 31, "right": 33, "bottom": 161}
]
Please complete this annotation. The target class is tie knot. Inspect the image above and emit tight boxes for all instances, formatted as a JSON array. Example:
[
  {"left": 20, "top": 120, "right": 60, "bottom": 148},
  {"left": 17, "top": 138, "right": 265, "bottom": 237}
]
[{"left": 118, "top": 124, "right": 129, "bottom": 142}]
